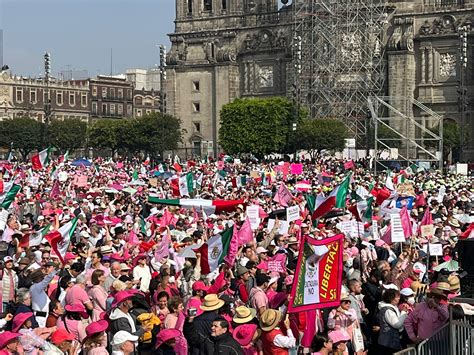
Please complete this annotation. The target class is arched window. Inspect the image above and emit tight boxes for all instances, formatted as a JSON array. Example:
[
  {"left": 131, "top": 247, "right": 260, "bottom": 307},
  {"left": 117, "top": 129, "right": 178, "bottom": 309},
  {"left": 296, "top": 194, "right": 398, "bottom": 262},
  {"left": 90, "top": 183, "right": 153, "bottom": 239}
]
[
  {"left": 222, "top": 0, "right": 227, "bottom": 10},
  {"left": 187, "top": 0, "right": 192, "bottom": 14}
]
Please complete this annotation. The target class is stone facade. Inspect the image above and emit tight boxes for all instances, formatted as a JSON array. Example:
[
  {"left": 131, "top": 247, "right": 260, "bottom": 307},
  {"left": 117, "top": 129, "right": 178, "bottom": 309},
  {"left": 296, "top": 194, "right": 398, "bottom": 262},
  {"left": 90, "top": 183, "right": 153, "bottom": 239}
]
[
  {"left": 168, "top": 0, "right": 474, "bottom": 160},
  {"left": 133, "top": 89, "right": 162, "bottom": 117},
  {"left": 0, "top": 71, "right": 90, "bottom": 122},
  {"left": 89, "top": 76, "right": 134, "bottom": 119}
]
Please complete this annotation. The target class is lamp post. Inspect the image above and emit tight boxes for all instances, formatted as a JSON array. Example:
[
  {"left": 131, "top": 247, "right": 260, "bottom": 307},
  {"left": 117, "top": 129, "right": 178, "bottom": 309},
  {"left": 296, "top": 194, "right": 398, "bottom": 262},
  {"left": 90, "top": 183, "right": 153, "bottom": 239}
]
[
  {"left": 43, "top": 52, "right": 52, "bottom": 147},
  {"left": 458, "top": 22, "right": 470, "bottom": 162},
  {"left": 159, "top": 44, "right": 167, "bottom": 160}
]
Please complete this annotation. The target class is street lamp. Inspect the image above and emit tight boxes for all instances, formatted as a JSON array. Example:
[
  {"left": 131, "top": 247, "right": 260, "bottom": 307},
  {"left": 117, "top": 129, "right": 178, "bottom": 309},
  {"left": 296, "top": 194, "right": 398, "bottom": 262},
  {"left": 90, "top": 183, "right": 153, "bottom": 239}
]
[{"left": 458, "top": 23, "right": 470, "bottom": 162}]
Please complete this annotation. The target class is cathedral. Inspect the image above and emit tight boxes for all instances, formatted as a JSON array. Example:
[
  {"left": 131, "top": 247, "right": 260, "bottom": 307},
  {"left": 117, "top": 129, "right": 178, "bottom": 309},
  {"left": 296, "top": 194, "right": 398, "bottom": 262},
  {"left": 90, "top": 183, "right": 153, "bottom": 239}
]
[{"left": 166, "top": 1, "right": 474, "bottom": 161}]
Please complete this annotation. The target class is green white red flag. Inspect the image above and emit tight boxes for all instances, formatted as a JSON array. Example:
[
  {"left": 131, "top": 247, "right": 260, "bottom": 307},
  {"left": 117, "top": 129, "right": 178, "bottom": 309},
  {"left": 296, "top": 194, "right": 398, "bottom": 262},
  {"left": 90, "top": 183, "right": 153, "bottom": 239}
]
[
  {"left": 147, "top": 197, "right": 244, "bottom": 214},
  {"left": 288, "top": 233, "right": 344, "bottom": 312},
  {"left": 31, "top": 147, "right": 51, "bottom": 170},
  {"left": 194, "top": 227, "right": 233, "bottom": 274},
  {"left": 0, "top": 181, "right": 21, "bottom": 209},
  {"left": 45, "top": 217, "right": 79, "bottom": 264}
]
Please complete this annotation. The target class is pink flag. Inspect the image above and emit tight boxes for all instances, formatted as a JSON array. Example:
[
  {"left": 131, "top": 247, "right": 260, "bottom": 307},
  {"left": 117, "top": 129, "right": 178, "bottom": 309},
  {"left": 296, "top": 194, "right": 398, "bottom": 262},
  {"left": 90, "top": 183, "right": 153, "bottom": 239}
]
[
  {"left": 223, "top": 224, "right": 239, "bottom": 267},
  {"left": 161, "top": 209, "right": 177, "bottom": 227},
  {"left": 127, "top": 230, "right": 140, "bottom": 244},
  {"left": 400, "top": 206, "right": 412, "bottom": 238},
  {"left": 50, "top": 180, "right": 61, "bottom": 199},
  {"left": 344, "top": 160, "right": 355, "bottom": 170},
  {"left": 418, "top": 208, "right": 432, "bottom": 236},
  {"left": 116, "top": 161, "right": 124, "bottom": 169},
  {"left": 237, "top": 218, "right": 253, "bottom": 247},
  {"left": 301, "top": 310, "right": 317, "bottom": 347},
  {"left": 258, "top": 206, "right": 268, "bottom": 219},
  {"left": 154, "top": 233, "right": 171, "bottom": 261},
  {"left": 290, "top": 163, "right": 303, "bottom": 175},
  {"left": 273, "top": 183, "right": 293, "bottom": 207}
]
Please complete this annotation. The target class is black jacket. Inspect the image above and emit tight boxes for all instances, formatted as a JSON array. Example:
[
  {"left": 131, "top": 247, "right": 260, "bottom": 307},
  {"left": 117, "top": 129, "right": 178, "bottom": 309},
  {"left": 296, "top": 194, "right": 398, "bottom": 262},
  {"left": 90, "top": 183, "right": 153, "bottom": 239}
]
[{"left": 183, "top": 319, "right": 243, "bottom": 355}]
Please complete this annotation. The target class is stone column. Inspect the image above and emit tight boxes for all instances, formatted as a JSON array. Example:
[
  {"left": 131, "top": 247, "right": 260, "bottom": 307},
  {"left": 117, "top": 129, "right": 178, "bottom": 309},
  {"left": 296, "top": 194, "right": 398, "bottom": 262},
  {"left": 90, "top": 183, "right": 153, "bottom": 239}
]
[
  {"left": 420, "top": 47, "right": 426, "bottom": 84},
  {"left": 427, "top": 45, "right": 433, "bottom": 84}
]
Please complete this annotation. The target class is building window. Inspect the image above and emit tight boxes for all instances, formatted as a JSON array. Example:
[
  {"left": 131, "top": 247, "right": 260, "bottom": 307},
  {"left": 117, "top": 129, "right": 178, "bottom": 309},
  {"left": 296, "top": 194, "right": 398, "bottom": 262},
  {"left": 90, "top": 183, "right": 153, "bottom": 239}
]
[
  {"left": 187, "top": 0, "right": 192, "bottom": 13},
  {"left": 92, "top": 102, "right": 97, "bottom": 114},
  {"left": 192, "top": 102, "right": 200, "bottom": 113},
  {"left": 192, "top": 80, "right": 200, "bottom": 91},
  {"left": 43, "top": 91, "right": 50, "bottom": 103},
  {"left": 81, "top": 93, "right": 87, "bottom": 106},
  {"left": 194, "top": 122, "right": 201, "bottom": 132},
  {"left": 30, "top": 89, "right": 37, "bottom": 103},
  {"left": 69, "top": 93, "right": 75, "bottom": 106},
  {"left": 118, "top": 89, "right": 123, "bottom": 99},
  {"left": 204, "top": 0, "right": 212, "bottom": 11},
  {"left": 127, "top": 104, "right": 133, "bottom": 116},
  {"left": 146, "top": 109, "right": 151, "bottom": 114},
  {"left": 16, "top": 88, "right": 23, "bottom": 102},
  {"left": 110, "top": 104, "right": 115, "bottom": 116},
  {"left": 137, "top": 109, "right": 142, "bottom": 117},
  {"left": 222, "top": 0, "right": 227, "bottom": 10},
  {"left": 128, "top": 89, "right": 132, "bottom": 100},
  {"left": 102, "top": 87, "right": 107, "bottom": 98},
  {"left": 57, "top": 91, "right": 63, "bottom": 106},
  {"left": 92, "top": 86, "right": 97, "bottom": 97},
  {"left": 110, "top": 88, "right": 115, "bottom": 99},
  {"left": 102, "top": 103, "right": 107, "bottom": 115},
  {"left": 136, "top": 96, "right": 143, "bottom": 105},
  {"left": 118, "top": 104, "right": 123, "bottom": 115}
]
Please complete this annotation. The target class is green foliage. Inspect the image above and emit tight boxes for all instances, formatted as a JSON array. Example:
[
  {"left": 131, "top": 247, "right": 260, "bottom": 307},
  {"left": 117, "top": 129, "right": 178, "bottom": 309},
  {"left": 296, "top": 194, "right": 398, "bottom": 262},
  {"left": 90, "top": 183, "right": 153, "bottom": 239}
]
[
  {"left": 47, "top": 119, "right": 87, "bottom": 152},
  {"left": 0, "top": 117, "right": 44, "bottom": 159},
  {"left": 424, "top": 120, "right": 463, "bottom": 150},
  {"left": 88, "top": 119, "right": 124, "bottom": 154},
  {"left": 87, "top": 113, "right": 182, "bottom": 155},
  {"left": 363, "top": 123, "right": 402, "bottom": 149},
  {"left": 219, "top": 97, "right": 297, "bottom": 157},
  {"left": 291, "top": 118, "right": 348, "bottom": 155}
]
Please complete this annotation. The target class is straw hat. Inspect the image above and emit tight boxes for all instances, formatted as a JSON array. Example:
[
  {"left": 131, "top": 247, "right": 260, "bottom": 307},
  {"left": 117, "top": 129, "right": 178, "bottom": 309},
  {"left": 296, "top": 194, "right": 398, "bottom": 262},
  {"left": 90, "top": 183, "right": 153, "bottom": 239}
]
[
  {"left": 448, "top": 275, "right": 460, "bottom": 291},
  {"left": 436, "top": 282, "right": 451, "bottom": 292},
  {"left": 233, "top": 306, "right": 257, "bottom": 324},
  {"left": 428, "top": 288, "right": 448, "bottom": 300},
  {"left": 199, "top": 294, "right": 225, "bottom": 312},
  {"left": 259, "top": 309, "right": 282, "bottom": 332}
]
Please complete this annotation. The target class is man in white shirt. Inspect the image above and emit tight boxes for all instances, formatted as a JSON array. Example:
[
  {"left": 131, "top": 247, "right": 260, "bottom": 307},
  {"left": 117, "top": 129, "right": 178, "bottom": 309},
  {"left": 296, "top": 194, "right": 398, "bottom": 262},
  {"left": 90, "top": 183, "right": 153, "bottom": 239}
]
[
  {"left": 30, "top": 264, "right": 58, "bottom": 327},
  {"left": 133, "top": 254, "right": 151, "bottom": 293}
]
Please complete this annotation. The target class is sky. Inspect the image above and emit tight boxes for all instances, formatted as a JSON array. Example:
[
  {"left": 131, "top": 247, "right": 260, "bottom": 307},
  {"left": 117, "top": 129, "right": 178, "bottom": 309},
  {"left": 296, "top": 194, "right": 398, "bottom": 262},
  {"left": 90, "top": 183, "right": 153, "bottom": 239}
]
[{"left": 0, "top": 0, "right": 175, "bottom": 77}]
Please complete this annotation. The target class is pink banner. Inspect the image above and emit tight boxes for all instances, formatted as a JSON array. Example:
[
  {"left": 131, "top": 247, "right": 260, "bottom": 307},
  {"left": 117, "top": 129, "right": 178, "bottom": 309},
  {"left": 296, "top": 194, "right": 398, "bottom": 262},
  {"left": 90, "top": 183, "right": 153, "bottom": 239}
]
[{"left": 290, "top": 163, "right": 303, "bottom": 175}]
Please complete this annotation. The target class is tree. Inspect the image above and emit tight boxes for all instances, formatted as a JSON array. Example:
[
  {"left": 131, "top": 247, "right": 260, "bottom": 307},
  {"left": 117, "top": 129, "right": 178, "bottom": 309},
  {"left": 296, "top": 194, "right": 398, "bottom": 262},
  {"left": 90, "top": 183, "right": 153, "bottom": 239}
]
[
  {"left": 88, "top": 119, "right": 124, "bottom": 155},
  {"left": 0, "top": 117, "right": 44, "bottom": 160},
  {"left": 219, "top": 97, "right": 298, "bottom": 157},
  {"left": 362, "top": 123, "right": 402, "bottom": 149},
  {"left": 424, "top": 120, "right": 466, "bottom": 160},
  {"left": 47, "top": 118, "right": 87, "bottom": 152},
  {"left": 134, "top": 112, "right": 182, "bottom": 156},
  {"left": 291, "top": 118, "right": 348, "bottom": 157}
]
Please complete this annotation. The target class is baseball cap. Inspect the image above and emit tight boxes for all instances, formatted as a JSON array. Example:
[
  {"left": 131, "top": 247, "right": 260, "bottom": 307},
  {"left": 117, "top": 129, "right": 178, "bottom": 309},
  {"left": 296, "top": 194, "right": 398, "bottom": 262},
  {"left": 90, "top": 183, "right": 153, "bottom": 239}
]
[
  {"left": 50, "top": 329, "right": 75, "bottom": 345},
  {"left": 111, "top": 331, "right": 139, "bottom": 346}
]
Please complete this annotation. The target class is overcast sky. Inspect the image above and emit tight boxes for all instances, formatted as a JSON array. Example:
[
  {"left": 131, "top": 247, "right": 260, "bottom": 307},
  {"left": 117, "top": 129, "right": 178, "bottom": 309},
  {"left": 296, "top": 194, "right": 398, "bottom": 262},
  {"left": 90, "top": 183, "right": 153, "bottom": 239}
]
[{"left": 1, "top": 0, "right": 175, "bottom": 77}]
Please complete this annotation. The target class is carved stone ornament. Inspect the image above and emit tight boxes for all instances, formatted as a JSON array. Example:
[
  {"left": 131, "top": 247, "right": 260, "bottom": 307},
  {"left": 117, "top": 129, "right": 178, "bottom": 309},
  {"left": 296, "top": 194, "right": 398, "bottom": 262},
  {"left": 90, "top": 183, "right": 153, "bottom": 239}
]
[
  {"left": 242, "top": 30, "right": 288, "bottom": 52},
  {"left": 419, "top": 15, "right": 467, "bottom": 36},
  {"left": 439, "top": 53, "right": 457, "bottom": 78},
  {"left": 257, "top": 65, "right": 273, "bottom": 88},
  {"left": 388, "top": 17, "right": 414, "bottom": 52},
  {"left": 340, "top": 32, "right": 362, "bottom": 62}
]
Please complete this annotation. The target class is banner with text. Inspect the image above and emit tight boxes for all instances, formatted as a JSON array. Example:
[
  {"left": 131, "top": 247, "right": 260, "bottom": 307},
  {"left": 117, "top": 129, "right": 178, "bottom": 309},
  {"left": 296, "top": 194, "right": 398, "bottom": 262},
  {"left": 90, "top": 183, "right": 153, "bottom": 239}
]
[{"left": 288, "top": 234, "right": 344, "bottom": 313}]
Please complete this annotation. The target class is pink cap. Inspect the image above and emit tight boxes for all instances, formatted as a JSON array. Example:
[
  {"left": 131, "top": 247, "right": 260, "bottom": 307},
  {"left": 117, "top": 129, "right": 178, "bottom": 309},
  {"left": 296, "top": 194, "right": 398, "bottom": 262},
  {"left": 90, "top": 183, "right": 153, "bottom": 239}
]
[{"left": 192, "top": 281, "right": 209, "bottom": 292}]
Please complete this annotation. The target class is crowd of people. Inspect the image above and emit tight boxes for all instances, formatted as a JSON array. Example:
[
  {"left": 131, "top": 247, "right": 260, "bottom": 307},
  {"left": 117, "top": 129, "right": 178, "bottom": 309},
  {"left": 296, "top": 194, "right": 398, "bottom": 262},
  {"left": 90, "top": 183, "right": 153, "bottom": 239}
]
[{"left": 0, "top": 154, "right": 472, "bottom": 355}]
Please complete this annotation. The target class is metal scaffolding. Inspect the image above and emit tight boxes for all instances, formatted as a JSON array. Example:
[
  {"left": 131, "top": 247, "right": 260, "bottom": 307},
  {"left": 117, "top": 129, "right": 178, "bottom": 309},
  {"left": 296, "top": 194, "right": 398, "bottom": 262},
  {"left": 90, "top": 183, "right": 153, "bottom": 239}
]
[{"left": 292, "top": 0, "right": 391, "bottom": 140}]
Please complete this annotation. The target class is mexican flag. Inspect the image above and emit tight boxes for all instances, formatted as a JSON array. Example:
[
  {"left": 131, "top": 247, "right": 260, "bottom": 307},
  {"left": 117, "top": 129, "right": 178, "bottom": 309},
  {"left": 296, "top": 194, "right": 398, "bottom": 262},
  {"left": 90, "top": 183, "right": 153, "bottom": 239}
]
[
  {"left": 19, "top": 224, "right": 51, "bottom": 248},
  {"left": 31, "top": 147, "right": 51, "bottom": 170},
  {"left": 193, "top": 228, "right": 233, "bottom": 274},
  {"left": 132, "top": 169, "right": 139, "bottom": 181},
  {"left": 179, "top": 173, "right": 194, "bottom": 196},
  {"left": 231, "top": 175, "right": 246, "bottom": 189},
  {"left": 312, "top": 174, "right": 351, "bottom": 219},
  {"left": 45, "top": 217, "right": 79, "bottom": 264},
  {"left": 58, "top": 150, "right": 69, "bottom": 164},
  {"left": 148, "top": 197, "right": 244, "bottom": 214},
  {"left": 0, "top": 181, "right": 21, "bottom": 209}
]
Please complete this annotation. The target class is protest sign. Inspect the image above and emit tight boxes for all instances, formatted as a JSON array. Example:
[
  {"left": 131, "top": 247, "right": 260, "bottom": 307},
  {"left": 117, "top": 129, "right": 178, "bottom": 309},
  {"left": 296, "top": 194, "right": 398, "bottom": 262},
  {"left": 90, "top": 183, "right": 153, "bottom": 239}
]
[
  {"left": 74, "top": 175, "right": 88, "bottom": 187},
  {"left": 422, "top": 244, "right": 443, "bottom": 256},
  {"left": 267, "top": 219, "right": 289, "bottom": 235},
  {"left": 246, "top": 205, "right": 260, "bottom": 230},
  {"left": 267, "top": 254, "right": 287, "bottom": 273},
  {"left": 421, "top": 224, "right": 434, "bottom": 240},
  {"left": 290, "top": 163, "right": 303, "bottom": 175},
  {"left": 390, "top": 214, "right": 405, "bottom": 242},
  {"left": 372, "top": 220, "right": 379, "bottom": 240},
  {"left": 0, "top": 209, "right": 9, "bottom": 231},
  {"left": 288, "top": 234, "right": 344, "bottom": 312},
  {"left": 286, "top": 205, "right": 300, "bottom": 222}
]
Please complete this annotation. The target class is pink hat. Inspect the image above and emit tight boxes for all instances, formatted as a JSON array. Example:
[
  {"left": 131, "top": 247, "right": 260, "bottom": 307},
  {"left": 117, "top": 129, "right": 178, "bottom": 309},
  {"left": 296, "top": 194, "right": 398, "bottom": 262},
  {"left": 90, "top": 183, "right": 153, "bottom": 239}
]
[
  {"left": 269, "top": 292, "right": 288, "bottom": 309},
  {"left": 233, "top": 324, "right": 258, "bottom": 346},
  {"left": 65, "top": 303, "right": 89, "bottom": 319},
  {"left": 132, "top": 253, "right": 147, "bottom": 266},
  {"left": 192, "top": 281, "right": 209, "bottom": 292},
  {"left": 64, "top": 252, "right": 77, "bottom": 263},
  {"left": 328, "top": 329, "right": 350, "bottom": 344},
  {"left": 12, "top": 312, "right": 34, "bottom": 332},
  {"left": 155, "top": 329, "right": 181, "bottom": 348},
  {"left": 350, "top": 246, "right": 359, "bottom": 256},
  {"left": 375, "top": 240, "right": 386, "bottom": 247},
  {"left": 111, "top": 290, "right": 135, "bottom": 309},
  {"left": 85, "top": 320, "right": 109, "bottom": 337},
  {"left": 0, "top": 331, "right": 21, "bottom": 349}
]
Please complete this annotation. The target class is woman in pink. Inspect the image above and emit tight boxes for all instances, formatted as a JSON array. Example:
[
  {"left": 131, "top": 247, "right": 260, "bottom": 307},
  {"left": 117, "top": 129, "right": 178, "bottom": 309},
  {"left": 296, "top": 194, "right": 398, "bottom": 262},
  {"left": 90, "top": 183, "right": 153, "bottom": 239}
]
[
  {"left": 327, "top": 294, "right": 357, "bottom": 354},
  {"left": 185, "top": 281, "right": 208, "bottom": 317},
  {"left": 233, "top": 324, "right": 261, "bottom": 355},
  {"left": 265, "top": 276, "right": 279, "bottom": 305},
  {"left": 82, "top": 320, "right": 109, "bottom": 355},
  {"left": 56, "top": 303, "right": 89, "bottom": 342},
  {"left": 163, "top": 297, "right": 183, "bottom": 329},
  {"left": 88, "top": 270, "right": 108, "bottom": 321}
]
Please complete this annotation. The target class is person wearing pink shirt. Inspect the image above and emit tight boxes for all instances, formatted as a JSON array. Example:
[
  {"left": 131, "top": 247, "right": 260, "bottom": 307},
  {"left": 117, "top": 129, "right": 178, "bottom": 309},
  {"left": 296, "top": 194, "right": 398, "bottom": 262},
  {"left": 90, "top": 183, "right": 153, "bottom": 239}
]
[
  {"left": 88, "top": 270, "right": 108, "bottom": 322},
  {"left": 65, "top": 275, "right": 94, "bottom": 312},
  {"left": 56, "top": 303, "right": 89, "bottom": 342}
]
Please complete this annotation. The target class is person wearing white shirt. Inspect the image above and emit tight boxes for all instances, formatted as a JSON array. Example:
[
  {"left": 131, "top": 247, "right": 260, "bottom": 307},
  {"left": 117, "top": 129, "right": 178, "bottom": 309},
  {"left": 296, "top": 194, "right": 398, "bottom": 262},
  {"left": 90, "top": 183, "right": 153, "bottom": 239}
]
[
  {"left": 133, "top": 255, "right": 151, "bottom": 293},
  {"left": 30, "top": 265, "right": 58, "bottom": 327}
]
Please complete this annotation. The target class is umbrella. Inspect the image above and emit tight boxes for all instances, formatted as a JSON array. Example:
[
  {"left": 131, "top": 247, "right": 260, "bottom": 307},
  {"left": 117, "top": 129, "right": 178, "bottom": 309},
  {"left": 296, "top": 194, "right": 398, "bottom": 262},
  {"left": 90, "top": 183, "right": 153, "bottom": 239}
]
[
  {"left": 433, "top": 259, "right": 459, "bottom": 272},
  {"left": 70, "top": 158, "right": 92, "bottom": 167}
]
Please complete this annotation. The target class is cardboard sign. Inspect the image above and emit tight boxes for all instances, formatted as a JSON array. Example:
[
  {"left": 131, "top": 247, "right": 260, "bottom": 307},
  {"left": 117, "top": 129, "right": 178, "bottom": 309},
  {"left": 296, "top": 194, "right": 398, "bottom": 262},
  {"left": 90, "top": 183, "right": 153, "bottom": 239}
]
[
  {"left": 421, "top": 224, "right": 434, "bottom": 239},
  {"left": 397, "top": 183, "right": 415, "bottom": 196},
  {"left": 286, "top": 205, "right": 300, "bottom": 222},
  {"left": 423, "top": 243, "right": 443, "bottom": 256},
  {"left": 0, "top": 209, "right": 9, "bottom": 231},
  {"left": 456, "top": 163, "right": 468, "bottom": 176},
  {"left": 246, "top": 205, "right": 261, "bottom": 230},
  {"left": 267, "top": 219, "right": 289, "bottom": 235},
  {"left": 390, "top": 214, "right": 405, "bottom": 242}
]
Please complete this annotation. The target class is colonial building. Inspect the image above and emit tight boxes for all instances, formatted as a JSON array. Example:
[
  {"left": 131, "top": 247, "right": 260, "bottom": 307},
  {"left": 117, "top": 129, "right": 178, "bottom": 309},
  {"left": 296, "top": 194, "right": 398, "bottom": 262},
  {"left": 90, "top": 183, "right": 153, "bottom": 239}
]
[
  {"left": 167, "top": 0, "right": 474, "bottom": 160},
  {"left": 133, "top": 89, "right": 162, "bottom": 117},
  {"left": 89, "top": 75, "right": 134, "bottom": 119},
  {"left": 0, "top": 70, "right": 90, "bottom": 122}
]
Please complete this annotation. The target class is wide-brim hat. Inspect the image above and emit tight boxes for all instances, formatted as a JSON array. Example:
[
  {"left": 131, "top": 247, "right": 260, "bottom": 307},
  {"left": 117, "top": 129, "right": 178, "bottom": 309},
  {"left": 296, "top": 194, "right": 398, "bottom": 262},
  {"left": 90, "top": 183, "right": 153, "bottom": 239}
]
[
  {"left": 436, "top": 282, "right": 452, "bottom": 292},
  {"left": 233, "top": 306, "right": 257, "bottom": 324},
  {"left": 155, "top": 329, "right": 181, "bottom": 348},
  {"left": 200, "top": 294, "right": 225, "bottom": 311},
  {"left": 111, "top": 290, "right": 136, "bottom": 309},
  {"left": 0, "top": 331, "right": 21, "bottom": 349},
  {"left": 428, "top": 287, "right": 448, "bottom": 300},
  {"left": 12, "top": 312, "right": 34, "bottom": 333},
  {"left": 85, "top": 320, "right": 109, "bottom": 338},
  {"left": 65, "top": 303, "right": 89, "bottom": 319},
  {"left": 233, "top": 324, "right": 258, "bottom": 346},
  {"left": 259, "top": 309, "right": 282, "bottom": 332}
]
